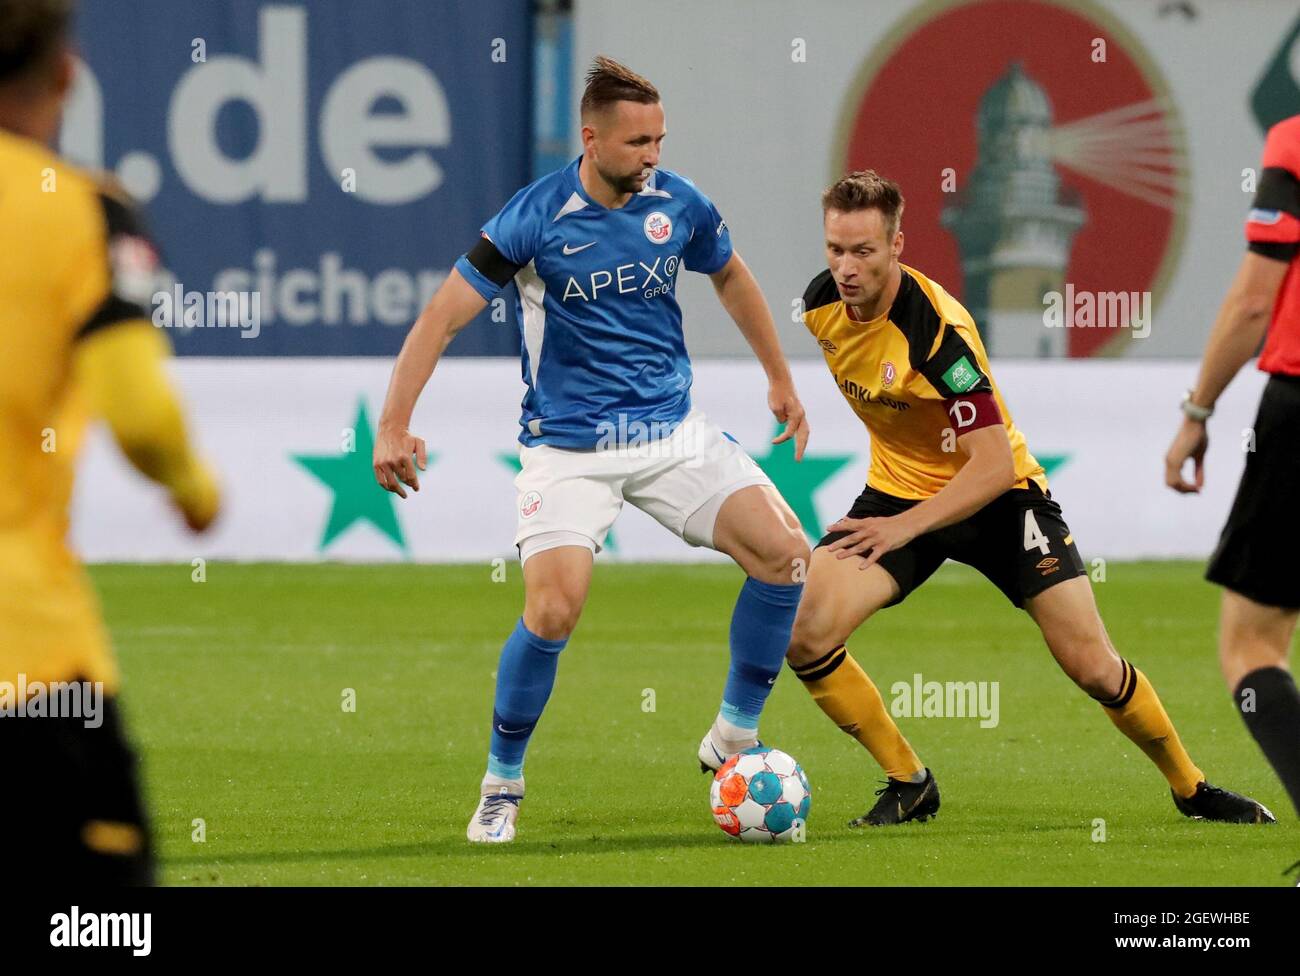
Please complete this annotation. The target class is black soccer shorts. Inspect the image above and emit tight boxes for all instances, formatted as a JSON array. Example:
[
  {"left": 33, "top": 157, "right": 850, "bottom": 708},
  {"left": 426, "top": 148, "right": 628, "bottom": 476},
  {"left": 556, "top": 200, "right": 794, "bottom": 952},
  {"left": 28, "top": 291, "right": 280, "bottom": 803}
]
[
  {"left": 1206, "top": 373, "right": 1300, "bottom": 610},
  {"left": 0, "top": 692, "right": 155, "bottom": 885},
  {"left": 817, "top": 481, "right": 1087, "bottom": 608}
]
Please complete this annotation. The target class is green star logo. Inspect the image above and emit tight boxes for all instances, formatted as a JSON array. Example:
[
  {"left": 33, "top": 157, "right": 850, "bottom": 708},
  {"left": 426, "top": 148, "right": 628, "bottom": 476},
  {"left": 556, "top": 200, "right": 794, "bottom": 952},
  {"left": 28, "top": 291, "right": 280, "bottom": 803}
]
[
  {"left": 293, "top": 399, "right": 417, "bottom": 552},
  {"left": 750, "top": 423, "right": 856, "bottom": 543},
  {"left": 1251, "top": 13, "right": 1300, "bottom": 133},
  {"left": 1038, "top": 453, "right": 1071, "bottom": 479}
]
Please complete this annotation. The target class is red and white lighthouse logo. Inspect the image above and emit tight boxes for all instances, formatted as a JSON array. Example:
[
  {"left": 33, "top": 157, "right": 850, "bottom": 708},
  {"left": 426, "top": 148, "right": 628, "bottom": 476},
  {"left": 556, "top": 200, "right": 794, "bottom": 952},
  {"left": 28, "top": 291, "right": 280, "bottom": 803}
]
[{"left": 836, "top": 0, "right": 1185, "bottom": 358}]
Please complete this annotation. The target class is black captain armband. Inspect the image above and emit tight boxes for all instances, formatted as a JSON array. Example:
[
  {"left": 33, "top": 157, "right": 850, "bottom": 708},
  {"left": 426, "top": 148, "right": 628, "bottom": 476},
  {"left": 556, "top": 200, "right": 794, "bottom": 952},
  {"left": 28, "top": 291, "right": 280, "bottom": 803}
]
[
  {"left": 466, "top": 235, "right": 523, "bottom": 288},
  {"left": 1248, "top": 240, "right": 1299, "bottom": 262},
  {"left": 78, "top": 189, "right": 162, "bottom": 340},
  {"left": 1245, "top": 166, "right": 1300, "bottom": 261}
]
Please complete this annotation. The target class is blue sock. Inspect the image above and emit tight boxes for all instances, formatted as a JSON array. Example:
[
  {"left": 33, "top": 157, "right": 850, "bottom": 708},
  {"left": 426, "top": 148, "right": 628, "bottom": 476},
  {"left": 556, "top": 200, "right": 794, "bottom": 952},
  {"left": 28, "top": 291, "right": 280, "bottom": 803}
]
[
  {"left": 486, "top": 618, "right": 568, "bottom": 781},
  {"left": 721, "top": 577, "right": 804, "bottom": 729}
]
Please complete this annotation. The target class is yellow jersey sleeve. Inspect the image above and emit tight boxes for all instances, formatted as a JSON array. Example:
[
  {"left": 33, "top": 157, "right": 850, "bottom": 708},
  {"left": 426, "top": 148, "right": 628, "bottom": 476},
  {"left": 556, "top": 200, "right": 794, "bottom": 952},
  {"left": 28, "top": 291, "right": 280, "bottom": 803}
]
[{"left": 75, "top": 179, "right": 164, "bottom": 341}]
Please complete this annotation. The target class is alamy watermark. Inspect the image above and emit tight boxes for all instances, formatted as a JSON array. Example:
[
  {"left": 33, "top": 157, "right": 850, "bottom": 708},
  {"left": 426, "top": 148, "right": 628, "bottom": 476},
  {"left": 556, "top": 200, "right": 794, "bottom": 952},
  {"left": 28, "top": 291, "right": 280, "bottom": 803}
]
[
  {"left": 1042, "top": 285, "right": 1151, "bottom": 339},
  {"left": 152, "top": 285, "right": 261, "bottom": 339},
  {"left": 890, "top": 672, "right": 1000, "bottom": 728},
  {"left": 0, "top": 674, "right": 103, "bottom": 728},
  {"left": 593, "top": 412, "right": 701, "bottom": 458}
]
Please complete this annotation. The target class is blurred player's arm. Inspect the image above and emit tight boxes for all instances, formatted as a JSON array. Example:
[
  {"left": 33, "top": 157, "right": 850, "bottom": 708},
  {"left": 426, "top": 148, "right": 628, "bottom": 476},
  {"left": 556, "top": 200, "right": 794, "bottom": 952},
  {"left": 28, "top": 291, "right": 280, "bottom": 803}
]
[
  {"left": 70, "top": 187, "right": 218, "bottom": 531},
  {"left": 374, "top": 266, "right": 487, "bottom": 497},
  {"left": 709, "top": 252, "right": 809, "bottom": 459},
  {"left": 75, "top": 321, "right": 219, "bottom": 531}
]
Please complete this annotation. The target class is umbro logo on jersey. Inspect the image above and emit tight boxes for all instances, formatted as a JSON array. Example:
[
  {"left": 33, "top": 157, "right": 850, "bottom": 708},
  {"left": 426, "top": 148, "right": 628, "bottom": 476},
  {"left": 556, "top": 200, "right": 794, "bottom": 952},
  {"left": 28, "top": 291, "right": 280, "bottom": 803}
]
[{"left": 562, "top": 241, "right": 597, "bottom": 255}]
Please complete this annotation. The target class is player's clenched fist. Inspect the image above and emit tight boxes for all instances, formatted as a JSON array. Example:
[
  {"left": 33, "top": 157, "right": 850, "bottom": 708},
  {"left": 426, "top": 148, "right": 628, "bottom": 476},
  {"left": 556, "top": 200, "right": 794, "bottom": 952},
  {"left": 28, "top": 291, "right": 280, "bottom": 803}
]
[{"left": 373, "top": 425, "right": 428, "bottom": 498}]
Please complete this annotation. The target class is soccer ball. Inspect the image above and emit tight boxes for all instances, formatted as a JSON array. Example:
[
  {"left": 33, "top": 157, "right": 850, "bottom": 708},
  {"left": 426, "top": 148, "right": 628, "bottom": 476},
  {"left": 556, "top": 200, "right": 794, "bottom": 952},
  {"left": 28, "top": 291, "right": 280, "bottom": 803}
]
[{"left": 710, "top": 746, "right": 811, "bottom": 843}]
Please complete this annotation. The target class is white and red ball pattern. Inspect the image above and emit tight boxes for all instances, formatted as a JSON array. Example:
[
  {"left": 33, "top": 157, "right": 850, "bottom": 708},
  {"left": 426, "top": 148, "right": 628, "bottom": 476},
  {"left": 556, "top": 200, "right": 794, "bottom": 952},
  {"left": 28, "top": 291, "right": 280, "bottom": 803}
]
[{"left": 710, "top": 747, "right": 811, "bottom": 843}]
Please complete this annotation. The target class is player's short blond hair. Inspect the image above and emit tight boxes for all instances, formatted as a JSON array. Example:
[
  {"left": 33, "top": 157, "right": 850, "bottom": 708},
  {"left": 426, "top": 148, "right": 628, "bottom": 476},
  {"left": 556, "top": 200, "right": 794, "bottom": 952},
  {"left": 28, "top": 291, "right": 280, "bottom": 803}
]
[
  {"left": 580, "top": 56, "right": 660, "bottom": 120},
  {"left": 822, "top": 170, "right": 905, "bottom": 237}
]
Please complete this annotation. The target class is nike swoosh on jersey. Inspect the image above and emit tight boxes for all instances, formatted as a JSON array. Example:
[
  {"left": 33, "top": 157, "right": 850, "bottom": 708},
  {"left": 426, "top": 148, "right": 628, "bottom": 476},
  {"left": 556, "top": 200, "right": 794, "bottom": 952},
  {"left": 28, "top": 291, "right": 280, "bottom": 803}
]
[{"left": 562, "top": 241, "right": 597, "bottom": 255}]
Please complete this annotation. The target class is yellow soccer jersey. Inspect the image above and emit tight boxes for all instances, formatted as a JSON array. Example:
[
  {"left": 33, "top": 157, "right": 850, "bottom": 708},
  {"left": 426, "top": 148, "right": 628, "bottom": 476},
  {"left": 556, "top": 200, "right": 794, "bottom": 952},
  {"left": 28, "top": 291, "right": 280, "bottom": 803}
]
[
  {"left": 0, "top": 130, "right": 161, "bottom": 692},
  {"left": 802, "top": 263, "right": 1046, "bottom": 500}
]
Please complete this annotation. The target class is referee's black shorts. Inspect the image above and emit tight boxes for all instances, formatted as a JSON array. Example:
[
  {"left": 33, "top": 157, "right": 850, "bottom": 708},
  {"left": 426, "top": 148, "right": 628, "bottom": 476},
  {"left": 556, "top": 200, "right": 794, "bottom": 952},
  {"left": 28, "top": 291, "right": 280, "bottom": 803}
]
[
  {"left": 818, "top": 481, "right": 1087, "bottom": 609},
  {"left": 1206, "top": 372, "right": 1300, "bottom": 610}
]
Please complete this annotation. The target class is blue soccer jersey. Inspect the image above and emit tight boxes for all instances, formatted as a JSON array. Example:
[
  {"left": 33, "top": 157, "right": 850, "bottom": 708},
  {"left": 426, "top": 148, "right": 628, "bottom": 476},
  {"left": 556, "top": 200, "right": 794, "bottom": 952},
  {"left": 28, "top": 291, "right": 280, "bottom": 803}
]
[{"left": 453, "top": 155, "right": 733, "bottom": 448}]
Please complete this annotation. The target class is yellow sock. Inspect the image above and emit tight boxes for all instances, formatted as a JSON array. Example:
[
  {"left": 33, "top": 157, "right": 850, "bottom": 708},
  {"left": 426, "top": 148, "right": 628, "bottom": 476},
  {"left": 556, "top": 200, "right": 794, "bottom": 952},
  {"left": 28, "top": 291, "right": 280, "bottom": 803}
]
[
  {"left": 791, "top": 645, "right": 924, "bottom": 781},
  {"left": 1099, "top": 660, "right": 1204, "bottom": 798}
]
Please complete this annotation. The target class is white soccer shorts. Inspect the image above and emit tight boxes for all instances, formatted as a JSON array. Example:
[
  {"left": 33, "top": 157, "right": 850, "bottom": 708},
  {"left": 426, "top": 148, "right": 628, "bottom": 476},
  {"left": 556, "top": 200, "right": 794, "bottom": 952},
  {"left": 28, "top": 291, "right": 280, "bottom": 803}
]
[{"left": 512, "top": 409, "right": 773, "bottom": 563}]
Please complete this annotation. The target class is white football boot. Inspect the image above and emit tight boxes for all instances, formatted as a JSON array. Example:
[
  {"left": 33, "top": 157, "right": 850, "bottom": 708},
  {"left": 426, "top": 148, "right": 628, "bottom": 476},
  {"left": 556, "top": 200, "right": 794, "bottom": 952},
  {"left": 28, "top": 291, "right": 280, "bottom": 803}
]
[{"left": 467, "top": 781, "right": 524, "bottom": 843}]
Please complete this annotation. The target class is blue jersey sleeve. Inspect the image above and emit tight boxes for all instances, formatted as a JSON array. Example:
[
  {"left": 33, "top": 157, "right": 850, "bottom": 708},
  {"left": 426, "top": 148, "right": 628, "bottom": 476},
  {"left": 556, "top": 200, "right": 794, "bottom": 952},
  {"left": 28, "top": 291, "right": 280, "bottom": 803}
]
[
  {"left": 681, "top": 184, "right": 733, "bottom": 275},
  {"left": 455, "top": 181, "right": 547, "bottom": 301}
]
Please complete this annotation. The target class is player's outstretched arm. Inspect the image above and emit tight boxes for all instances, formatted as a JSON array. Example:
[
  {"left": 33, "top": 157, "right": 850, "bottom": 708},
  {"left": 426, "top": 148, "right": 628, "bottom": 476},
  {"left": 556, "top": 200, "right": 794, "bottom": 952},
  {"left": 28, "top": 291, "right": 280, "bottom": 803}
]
[
  {"left": 827, "top": 425, "right": 1016, "bottom": 568},
  {"left": 74, "top": 321, "right": 220, "bottom": 532},
  {"left": 1164, "top": 251, "right": 1288, "bottom": 493},
  {"left": 709, "top": 252, "right": 810, "bottom": 460},
  {"left": 374, "top": 268, "right": 487, "bottom": 498}
]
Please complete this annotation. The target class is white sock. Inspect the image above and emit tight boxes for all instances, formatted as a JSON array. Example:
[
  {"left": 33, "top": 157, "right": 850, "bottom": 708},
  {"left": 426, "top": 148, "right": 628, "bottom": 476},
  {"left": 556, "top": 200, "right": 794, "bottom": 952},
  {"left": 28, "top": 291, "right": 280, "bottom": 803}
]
[
  {"left": 712, "top": 715, "right": 758, "bottom": 754},
  {"left": 481, "top": 772, "right": 525, "bottom": 797}
]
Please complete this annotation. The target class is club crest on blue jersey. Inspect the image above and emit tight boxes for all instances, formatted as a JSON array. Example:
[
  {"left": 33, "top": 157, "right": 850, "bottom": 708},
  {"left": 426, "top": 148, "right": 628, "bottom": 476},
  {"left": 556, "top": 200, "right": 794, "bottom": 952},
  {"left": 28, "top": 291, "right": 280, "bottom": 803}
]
[{"left": 644, "top": 211, "right": 673, "bottom": 244}]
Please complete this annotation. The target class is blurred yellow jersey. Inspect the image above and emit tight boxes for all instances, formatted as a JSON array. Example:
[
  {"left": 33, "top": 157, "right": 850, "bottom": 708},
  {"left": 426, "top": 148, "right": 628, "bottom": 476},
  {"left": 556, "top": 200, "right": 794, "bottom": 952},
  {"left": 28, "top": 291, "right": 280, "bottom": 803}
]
[
  {"left": 802, "top": 263, "right": 1046, "bottom": 500},
  {"left": 0, "top": 130, "right": 159, "bottom": 692}
]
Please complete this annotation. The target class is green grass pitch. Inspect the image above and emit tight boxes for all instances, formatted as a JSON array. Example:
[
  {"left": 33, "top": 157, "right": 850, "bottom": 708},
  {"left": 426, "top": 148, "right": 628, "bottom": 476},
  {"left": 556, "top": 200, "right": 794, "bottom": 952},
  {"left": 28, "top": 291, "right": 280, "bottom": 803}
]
[{"left": 91, "top": 560, "right": 1298, "bottom": 886}]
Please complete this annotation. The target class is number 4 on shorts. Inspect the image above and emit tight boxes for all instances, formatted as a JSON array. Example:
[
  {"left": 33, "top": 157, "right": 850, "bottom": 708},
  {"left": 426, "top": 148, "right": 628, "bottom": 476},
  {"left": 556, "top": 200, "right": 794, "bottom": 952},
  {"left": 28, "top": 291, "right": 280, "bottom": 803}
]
[{"left": 1023, "top": 510, "right": 1050, "bottom": 556}]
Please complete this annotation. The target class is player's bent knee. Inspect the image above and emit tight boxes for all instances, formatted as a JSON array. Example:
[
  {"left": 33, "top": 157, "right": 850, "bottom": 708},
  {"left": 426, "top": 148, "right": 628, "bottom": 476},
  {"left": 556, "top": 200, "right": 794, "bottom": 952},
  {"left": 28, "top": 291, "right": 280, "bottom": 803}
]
[
  {"left": 523, "top": 591, "right": 583, "bottom": 641},
  {"left": 751, "top": 530, "right": 812, "bottom": 585},
  {"left": 787, "top": 610, "right": 845, "bottom": 668},
  {"left": 1218, "top": 635, "right": 1288, "bottom": 689},
  {"left": 1065, "top": 645, "right": 1122, "bottom": 699}
]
